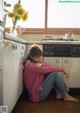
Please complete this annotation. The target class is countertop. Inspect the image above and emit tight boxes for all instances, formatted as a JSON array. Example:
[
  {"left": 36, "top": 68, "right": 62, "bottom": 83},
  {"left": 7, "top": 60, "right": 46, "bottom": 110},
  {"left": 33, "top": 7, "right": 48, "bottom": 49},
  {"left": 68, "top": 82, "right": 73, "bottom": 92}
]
[
  {"left": 3, "top": 32, "right": 80, "bottom": 45},
  {"left": 27, "top": 40, "right": 80, "bottom": 45},
  {"left": 4, "top": 32, "right": 27, "bottom": 44}
]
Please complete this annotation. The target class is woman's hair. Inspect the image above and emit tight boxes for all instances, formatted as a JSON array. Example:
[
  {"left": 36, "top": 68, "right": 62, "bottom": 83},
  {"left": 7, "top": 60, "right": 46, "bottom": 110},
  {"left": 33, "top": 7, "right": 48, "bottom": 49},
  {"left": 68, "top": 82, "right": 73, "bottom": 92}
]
[{"left": 26, "top": 44, "right": 43, "bottom": 60}]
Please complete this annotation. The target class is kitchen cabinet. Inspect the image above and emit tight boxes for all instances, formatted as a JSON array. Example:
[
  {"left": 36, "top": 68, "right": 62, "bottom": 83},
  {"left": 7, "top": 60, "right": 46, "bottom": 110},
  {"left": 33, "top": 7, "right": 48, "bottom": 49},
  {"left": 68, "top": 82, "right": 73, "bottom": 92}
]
[
  {"left": 43, "top": 57, "right": 62, "bottom": 77},
  {"left": 43, "top": 57, "right": 80, "bottom": 88},
  {"left": 3, "top": 40, "right": 26, "bottom": 113},
  {"left": 3, "top": 41, "right": 14, "bottom": 112},
  {"left": 62, "top": 58, "right": 80, "bottom": 88}
]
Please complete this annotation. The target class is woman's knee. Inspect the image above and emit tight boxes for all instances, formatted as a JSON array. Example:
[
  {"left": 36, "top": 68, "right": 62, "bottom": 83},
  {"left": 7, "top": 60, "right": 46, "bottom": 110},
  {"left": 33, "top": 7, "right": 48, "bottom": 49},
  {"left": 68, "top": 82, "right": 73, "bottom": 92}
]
[
  {"left": 51, "top": 72, "right": 61, "bottom": 79},
  {"left": 50, "top": 72, "right": 58, "bottom": 77}
]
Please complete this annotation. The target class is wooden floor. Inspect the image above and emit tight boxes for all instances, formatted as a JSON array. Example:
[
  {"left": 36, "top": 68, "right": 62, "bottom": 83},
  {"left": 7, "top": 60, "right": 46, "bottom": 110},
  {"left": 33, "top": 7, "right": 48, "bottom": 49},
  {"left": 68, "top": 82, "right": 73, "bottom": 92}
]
[{"left": 11, "top": 94, "right": 80, "bottom": 113}]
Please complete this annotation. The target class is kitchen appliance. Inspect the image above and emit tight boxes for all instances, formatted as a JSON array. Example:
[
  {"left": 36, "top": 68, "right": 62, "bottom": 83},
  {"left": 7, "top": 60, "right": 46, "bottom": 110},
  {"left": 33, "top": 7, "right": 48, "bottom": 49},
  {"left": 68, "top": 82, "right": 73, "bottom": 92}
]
[
  {"left": 43, "top": 42, "right": 80, "bottom": 89},
  {"left": 0, "top": 0, "right": 4, "bottom": 105},
  {"left": 43, "top": 44, "right": 80, "bottom": 57}
]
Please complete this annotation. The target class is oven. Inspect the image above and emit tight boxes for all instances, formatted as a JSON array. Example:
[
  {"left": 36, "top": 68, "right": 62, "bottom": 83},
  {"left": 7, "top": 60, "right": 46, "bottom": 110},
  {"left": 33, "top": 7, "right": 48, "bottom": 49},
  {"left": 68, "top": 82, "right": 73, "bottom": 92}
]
[{"left": 43, "top": 44, "right": 80, "bottom": 57}]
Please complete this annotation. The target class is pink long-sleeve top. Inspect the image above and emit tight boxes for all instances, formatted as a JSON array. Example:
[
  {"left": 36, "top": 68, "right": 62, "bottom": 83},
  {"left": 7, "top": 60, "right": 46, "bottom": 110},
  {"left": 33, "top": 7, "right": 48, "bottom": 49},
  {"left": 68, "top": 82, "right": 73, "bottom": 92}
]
[{"left": 24, "top": 60, "right": 64, "bottom": 103}]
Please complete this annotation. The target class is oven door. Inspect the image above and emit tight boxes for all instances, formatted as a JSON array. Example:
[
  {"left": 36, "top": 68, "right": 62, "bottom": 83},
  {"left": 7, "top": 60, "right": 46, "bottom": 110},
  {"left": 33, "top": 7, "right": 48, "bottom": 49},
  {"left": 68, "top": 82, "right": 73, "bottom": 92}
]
[
  {"left": 43, "top": 44, "right": 71, "bottom": 57},
  {"left": 54, "top": 45, "right": 71, "bottom": 57}
]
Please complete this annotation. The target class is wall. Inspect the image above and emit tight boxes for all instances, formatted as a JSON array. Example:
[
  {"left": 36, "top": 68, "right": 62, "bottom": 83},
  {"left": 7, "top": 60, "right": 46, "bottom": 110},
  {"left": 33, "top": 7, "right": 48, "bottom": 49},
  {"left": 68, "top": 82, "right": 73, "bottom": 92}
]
[{"left": 22, "top": 34, "right": 80, "bottom": 42}]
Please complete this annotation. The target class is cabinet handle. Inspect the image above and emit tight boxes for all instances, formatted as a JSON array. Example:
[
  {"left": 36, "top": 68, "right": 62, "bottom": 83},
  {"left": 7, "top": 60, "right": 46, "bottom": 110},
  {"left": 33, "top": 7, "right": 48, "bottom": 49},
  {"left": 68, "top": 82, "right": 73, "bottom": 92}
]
[
  {"left": 65, "top": 59, "right": 68, "bottom": 63},
  {"left": 22, "top": 46, "right": 24, "bottom": 49},
  {"left": 12, "top": 45, "right": 17, "bottom": 49},
  {"left": 56, "top": 59, "right": 60, "bottom": 63}
]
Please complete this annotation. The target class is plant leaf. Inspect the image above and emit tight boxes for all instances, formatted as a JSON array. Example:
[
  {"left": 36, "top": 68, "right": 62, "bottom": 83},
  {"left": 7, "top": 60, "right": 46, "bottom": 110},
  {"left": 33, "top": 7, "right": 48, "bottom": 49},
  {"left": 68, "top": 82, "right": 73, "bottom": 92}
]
[{"left": 4, "top": 8, "right": 9, "bottom": 13}]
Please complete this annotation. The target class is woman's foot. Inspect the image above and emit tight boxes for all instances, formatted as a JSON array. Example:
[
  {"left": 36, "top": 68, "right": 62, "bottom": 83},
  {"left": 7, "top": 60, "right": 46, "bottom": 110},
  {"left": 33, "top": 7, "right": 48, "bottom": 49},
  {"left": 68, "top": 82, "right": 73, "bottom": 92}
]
[{"left": 63, "top": 93, "right": 79, "bottom": 103}]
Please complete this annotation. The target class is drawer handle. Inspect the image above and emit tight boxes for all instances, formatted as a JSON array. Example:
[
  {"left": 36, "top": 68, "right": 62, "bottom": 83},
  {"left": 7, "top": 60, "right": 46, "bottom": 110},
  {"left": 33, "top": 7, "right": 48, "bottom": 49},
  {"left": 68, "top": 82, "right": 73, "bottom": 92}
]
[{"left": 56, "top": 59, "right": 60, "bottom": 63}]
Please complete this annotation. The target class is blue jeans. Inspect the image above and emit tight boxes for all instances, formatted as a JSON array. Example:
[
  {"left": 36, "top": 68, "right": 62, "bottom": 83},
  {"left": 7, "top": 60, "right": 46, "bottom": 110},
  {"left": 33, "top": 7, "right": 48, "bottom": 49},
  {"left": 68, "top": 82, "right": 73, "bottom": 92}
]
[{"left": 38, "top": 72, "right": 69, "bottom": 101}]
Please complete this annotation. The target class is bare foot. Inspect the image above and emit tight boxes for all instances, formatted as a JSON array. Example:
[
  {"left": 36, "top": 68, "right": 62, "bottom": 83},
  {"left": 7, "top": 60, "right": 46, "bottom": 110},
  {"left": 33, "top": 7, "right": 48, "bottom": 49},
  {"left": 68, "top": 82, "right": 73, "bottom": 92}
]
[{"left": 63, "top": 94, "right": 79, "bottom": 103}]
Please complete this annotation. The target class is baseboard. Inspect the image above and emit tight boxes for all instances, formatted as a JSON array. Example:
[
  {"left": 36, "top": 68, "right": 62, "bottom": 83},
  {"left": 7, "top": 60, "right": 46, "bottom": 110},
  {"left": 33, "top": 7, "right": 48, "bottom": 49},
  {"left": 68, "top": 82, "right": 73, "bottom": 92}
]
[
  {"left": 68, "top": 88, "right": 80, "bottom": 95},
  {"left": 50, "top": 88, "right": 80, "bottom": 95}
]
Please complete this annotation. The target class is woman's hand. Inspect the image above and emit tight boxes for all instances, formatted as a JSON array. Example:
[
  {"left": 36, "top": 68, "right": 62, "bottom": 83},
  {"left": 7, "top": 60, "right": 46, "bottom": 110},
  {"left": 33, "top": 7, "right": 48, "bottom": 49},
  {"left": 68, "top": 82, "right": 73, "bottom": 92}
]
[{"left": 63, "top": 70, "right": 70, "bottom": 78}]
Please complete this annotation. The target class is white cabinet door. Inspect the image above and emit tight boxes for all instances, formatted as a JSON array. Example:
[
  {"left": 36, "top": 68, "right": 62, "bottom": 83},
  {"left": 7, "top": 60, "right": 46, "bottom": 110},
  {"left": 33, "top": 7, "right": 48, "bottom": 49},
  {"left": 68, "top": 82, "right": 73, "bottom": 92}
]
[
  {"left": 3, "top": 42, "right": 14, "bottom": 113},
  {"left": 3, "top": 41, "right": 26, "bottom": 113},
  {"left": 62, "top": 58, "right": 80, "bottom": 88},
  {"left": 13, "top": 43, "right": 26, "bottom": 103},
  {"left": 43, "top": 57, "right": 62, "bottom": 67},
  {"left": 13, "top": 44, "right": 21, "bottom": 104},
  {"left": 43, "top": 57, "right": 62, "bottom": 76}
]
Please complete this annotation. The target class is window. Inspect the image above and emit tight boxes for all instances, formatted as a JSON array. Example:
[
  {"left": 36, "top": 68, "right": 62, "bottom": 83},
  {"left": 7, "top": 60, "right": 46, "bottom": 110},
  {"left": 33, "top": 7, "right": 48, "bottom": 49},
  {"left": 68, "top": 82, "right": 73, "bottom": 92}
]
[
  {"left": 48, "top": 0, "right": 80, "bottom": 28},
  {"left": 5, "top": 0, "right": 80, "bottom": 34}
]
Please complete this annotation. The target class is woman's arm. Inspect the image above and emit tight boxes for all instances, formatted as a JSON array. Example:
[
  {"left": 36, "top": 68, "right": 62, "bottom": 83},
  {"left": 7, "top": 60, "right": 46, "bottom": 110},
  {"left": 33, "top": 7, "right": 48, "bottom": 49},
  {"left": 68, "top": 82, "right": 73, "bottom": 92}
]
[
  {"left": 33, "top": 62, "right": 64, "bottom": 74},
  {"left": 35, "top": 62, "right": 69, "bottom": 78},
  {"left": 25, "top": 60, "right": 69, "bottom": 77}
]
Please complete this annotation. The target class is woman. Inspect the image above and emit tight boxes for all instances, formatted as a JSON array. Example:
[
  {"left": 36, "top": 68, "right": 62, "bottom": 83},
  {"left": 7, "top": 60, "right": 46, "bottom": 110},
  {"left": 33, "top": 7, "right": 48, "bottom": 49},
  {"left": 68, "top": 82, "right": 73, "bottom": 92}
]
[{"left": 24, "top": 44, "right": 79, "bottom": 103}]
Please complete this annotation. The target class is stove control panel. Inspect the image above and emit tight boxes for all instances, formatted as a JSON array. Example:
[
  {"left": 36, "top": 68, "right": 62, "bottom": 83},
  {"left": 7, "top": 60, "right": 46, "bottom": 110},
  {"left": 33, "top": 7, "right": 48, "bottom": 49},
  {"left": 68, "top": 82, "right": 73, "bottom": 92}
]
[{"left": 43, "top": 44, "right": 80, "bottom": 57}]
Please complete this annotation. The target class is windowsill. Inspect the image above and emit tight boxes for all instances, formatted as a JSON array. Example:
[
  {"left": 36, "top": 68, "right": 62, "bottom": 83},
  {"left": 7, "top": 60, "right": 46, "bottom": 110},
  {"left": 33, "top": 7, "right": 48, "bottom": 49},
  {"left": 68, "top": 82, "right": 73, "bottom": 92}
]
[{"left": 4, "top": 28, "right": 80, "bottom": 34}]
